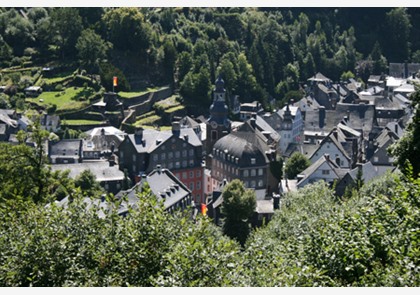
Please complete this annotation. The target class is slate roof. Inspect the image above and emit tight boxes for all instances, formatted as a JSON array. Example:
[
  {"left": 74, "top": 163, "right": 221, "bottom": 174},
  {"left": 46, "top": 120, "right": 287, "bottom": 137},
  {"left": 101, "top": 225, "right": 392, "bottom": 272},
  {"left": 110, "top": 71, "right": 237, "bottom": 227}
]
[
  {"left": 394, "top": 83, "right": 415, "bottom": 93},
  {"left": 115, "top": 168, "right": 191, "bottom": 212},
  {"left": 0, "top": 112, "right": 17, "bottom": 128},
  {"left": 49, "top": 139, "right": 82, "bottom": 158},
  {"left": 297, "top": 154, "right": 347, "bottom": 187},
  {"left": 127, "top": 127, "right": 202, "bottom": 154},
  {"left": 308, "top": 72, "right": 331, "bottom": 82},
  {"left": 347, "top": 162, "right": 378, "bottom": 183},
  {"left": 50, "top": 161, "right": 124, "bottom": 182},
  {"left": 213, "top": 121, "right": 274, "bottom": 168},
  {"left": 0, "top": 124, "right": 6, "bottom": 135},
  {"left": 180, "top": 116, "right": 200, "bottom": 129},
  {"left": 292, "top": 96, "right": 320, "bottom": 112},
  {"left": 310, "top": 128, "right": 351, "bottom": 162},
  {"left": 304, "top": 103, "right": 376, "bottom": 138},
  {"left": 84, "top": 126, "right": 126, "bottom": 153},
  {"left": 255, "top": 115, "right": 280, "bottom": 143}
]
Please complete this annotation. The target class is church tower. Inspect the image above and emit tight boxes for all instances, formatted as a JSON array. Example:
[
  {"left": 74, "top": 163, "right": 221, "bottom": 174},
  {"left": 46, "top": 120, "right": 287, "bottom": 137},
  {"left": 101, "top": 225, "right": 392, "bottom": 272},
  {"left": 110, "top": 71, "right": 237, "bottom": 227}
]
[
  {"left": 206, "top": 76, "right": 231, "bottom": 168},
  {"left": 280, "top": 104, "right": 293, "bottom": 154}
]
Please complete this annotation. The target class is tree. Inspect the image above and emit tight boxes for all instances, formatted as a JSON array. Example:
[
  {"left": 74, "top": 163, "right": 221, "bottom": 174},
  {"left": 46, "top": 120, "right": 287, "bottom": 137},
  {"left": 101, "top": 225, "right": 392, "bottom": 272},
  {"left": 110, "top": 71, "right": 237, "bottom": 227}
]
[
  {"left": 384, "top": 8, "right": 411, "bottom": 62},
  {"left": 0, "top": 185, "right": 244, "bottom": 287},
  {"left": 102, "top": 8, "right": 150, "bottom": 53},
  {"left": 50, "top": 8, "right": 83, "bottom": 59},
  {"left": 76, "top": 28, "right": 109, "bottom": 72},
  {"left": 284, "top": 152, "right": 311, "bottom": 179},
  {"left": 221, "top": 179, "right": 256, "bottom": 246},
  {"left": 0, "top": 121, "right": 67, "bottom": 205},
  {"left": 74, "top": 169, "right": 104, "bottom": 197}
]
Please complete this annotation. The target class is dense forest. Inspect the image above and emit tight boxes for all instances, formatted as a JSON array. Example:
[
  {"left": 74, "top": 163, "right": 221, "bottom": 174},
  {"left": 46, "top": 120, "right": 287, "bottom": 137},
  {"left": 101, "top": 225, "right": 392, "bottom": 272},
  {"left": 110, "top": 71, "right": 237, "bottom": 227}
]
[
  {"left": 1, "top": 7, "right": 420, "bottom": 286},
  {"left": 1, "top": 7, "right": 420, "bottom": 113}
]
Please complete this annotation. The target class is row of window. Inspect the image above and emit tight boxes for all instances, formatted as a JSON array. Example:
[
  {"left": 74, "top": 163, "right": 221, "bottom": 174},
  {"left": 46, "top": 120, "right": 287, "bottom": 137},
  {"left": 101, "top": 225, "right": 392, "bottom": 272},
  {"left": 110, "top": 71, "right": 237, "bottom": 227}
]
[
  {"left": 175, "top": 170, "right": 202, "bottom": 180},
  {"left": 244, "top": 180, "right": 264, "bottom": 188},
  {"left": 188, "top": 181, "right": 201, "bottom": 191}
]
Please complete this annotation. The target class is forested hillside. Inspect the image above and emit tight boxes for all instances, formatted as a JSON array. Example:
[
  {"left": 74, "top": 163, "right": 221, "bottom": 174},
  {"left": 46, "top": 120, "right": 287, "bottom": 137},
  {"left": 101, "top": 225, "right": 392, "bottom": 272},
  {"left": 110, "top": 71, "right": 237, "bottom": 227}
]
[{"left": 1, "top": 7, "right": 419, "bottom": 113}]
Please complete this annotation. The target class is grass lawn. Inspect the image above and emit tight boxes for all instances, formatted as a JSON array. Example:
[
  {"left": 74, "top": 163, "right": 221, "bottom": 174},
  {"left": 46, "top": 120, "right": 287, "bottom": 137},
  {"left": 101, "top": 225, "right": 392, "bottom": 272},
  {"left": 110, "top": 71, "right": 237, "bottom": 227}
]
[
  {"left": 154, "top": 95, "right": 180, "bottom": 110},
  {"left": 134, "top": 115, "right": 161, "bottom": 126},
  {"left": 26, "top": 87, "right": 92, "bottom": 112},
  {"left": 164, "top": 105, "right": 185, "bottom": 113},
  {"left": 61, "top": 119, "right": 105, "bottom": 126},
  {"left": 142, "top": 125, "right": 172, "bottom": 131}
]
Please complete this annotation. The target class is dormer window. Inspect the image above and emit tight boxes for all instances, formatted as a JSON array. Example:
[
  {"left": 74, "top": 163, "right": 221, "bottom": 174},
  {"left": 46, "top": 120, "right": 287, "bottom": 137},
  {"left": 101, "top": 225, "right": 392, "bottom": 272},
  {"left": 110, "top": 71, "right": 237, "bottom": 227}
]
[{"left": 251, "top": 158, "right": 256, "bottom": 165}]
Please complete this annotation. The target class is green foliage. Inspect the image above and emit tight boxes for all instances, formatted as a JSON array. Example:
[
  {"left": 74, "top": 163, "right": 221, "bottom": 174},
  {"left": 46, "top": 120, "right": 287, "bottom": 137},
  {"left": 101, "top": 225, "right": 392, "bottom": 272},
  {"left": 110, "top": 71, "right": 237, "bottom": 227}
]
[
  {"left": 99, "top": 62, "right": 130, "bottom": 92},
  {"left": 76, "top": 28, "right": 109, "bottom": 72},
  {"left": 0, "top": 121, "right": 69, "bottom": 205},
  {"left": 50, "top": 8, "right": 83, "bottom": 59},
  {"left": 284, "top": 152, "right": 311, "bottom": 179},
  {"left": 102, "top": 8, "right": 150, "bottom": 53},
  {"left": 221, "top": 179, "right": 256, "bottom": 246},
  {"left": 0, "top": 188, "right": 243, "bottom": 286},
  {"left": 74, "top": 170, "right": 104, "bottom": 197}
]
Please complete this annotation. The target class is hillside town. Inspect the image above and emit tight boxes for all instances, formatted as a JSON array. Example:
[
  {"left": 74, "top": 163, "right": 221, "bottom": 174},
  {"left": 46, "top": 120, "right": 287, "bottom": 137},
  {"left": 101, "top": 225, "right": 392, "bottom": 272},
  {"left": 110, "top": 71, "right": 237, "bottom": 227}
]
[{"left": 2, "top": 62, "right": 418, "bottom": 227}]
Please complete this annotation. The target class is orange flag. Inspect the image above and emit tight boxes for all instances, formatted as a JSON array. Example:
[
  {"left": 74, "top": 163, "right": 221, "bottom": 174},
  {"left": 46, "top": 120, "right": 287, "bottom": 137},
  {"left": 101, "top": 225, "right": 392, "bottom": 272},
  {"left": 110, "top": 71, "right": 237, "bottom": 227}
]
[
  {"left": 113, "top": 76, "right": 118, "bottom": 87},
  {"left": 201, "top": 203, "right": 208, "bottom": 216}
]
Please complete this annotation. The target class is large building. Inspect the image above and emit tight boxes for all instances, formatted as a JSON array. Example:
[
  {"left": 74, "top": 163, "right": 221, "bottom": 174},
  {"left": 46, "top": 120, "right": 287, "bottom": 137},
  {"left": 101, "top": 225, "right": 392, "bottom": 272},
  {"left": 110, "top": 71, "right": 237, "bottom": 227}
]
[
  {"left": 211, "top": 119, "right": 279, "bottom": 198},
  {"left": 118, "top": 123, "right": 205, "bottom": 204}
]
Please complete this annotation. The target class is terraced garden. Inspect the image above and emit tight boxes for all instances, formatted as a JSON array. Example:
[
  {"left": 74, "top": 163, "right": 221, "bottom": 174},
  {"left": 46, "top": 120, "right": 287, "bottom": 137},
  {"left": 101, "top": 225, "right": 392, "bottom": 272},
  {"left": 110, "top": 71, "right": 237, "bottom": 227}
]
[{"left": 25, "top": 87, "right": 94, "bottom": 112}]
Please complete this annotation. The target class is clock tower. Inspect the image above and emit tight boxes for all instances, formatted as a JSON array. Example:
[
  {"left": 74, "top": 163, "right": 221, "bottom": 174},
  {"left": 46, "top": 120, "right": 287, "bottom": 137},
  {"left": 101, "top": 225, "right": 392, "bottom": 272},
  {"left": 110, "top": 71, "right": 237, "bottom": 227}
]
[
  {"left": 280, "top": 104, "right": 293, "bottom": 154},
  {"left": 206, "top": 76, "right": 231, "bottom": 168}
]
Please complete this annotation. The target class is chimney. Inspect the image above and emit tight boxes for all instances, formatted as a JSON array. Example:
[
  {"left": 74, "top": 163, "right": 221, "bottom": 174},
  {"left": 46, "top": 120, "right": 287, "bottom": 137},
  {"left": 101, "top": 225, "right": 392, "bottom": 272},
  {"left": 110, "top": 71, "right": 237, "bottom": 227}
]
[
  {"left": 172, "top": 121, "right": 180, "bottom": 134},
  {"left": 272, "top": 193, "right": 280, "bottom": 210},
  {"left": 395, "top": 124, "right": 398, "bottom": 134},
  {"left": 325, "top": 154, "right": 330, "bottom": 161},
  {"left": 332, "top": 129, "right": 338, "bottom": 140},
  {"left": 135, "top": 127, "right": 144, "bottom": 137},
  {"left": 250, "top": 117, "right": 256, "bottom": 128},
  {"left": 319, "top": 106, "right": 325, "bottom": 129},
  {"left": 156, "top": 164, "right": 162, "bottom": 174},
  {"left": 109, "top": 154, "right": 116, "bottom": 166}
]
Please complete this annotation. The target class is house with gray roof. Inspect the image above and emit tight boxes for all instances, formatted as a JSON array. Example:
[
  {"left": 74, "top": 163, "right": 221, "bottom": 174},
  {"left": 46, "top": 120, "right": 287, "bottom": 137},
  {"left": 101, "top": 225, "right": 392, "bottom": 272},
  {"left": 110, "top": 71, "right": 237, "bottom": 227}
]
[
  {"left": 118, "top": 122, "right": 205, "bottom": 204},
  {"left": 50, "top": 160, "right": 124, "bottom": 194},
  {"left": 309, "top": 128, "right": 353, "bottom": 169},
  {"left": 335, "top": 161, "right": 381, "bottom": 197},
  {"left": 115, "top": 166, "right": 192, "bottom": 214},
  {"left": 83, "top": 126, "right": 126, "bottom": 160},
  {"left": 211, "top": 119, "right": 279, "bottom": 196},
  {"left": 48, "top": 139, "right": 82, "bottom": 164},
  {"left": 366, "top": 126, "right": 399, "bottom": 167},
  {"left": 297, "top": 154, "right": 348, "bottom": 189},
  {"left": 304, "top": 102, "right": 377, "bottom": 142}
]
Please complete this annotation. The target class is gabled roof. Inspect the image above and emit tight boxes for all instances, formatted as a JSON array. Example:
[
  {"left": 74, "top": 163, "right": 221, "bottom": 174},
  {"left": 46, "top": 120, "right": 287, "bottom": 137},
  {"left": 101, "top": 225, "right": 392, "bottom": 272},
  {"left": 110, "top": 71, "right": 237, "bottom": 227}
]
[
  {"left": 337, "top": 122, "right": 361, "bottom": 138},
  {"left": 115, "top": 168, "right": 190, "bottom": 212},
  {"left": 255, "top": 115, "right": 280, "bottom": 142},
  {"left": 308, "top": 72, "right": 331, "bottom": 82},
  {"left": 180, "top": 116, "right": 200, "bottom": 129},
  {"left": 347, "top": 162, "right": 378, "bottom": 183},
  {"left": 297, "top": 154, "right": 347, "bottom": 187},
  {"left": 50, "top": 161, "right": 124, "bottom": 182},
  {"left": 126, "top": 127, "right": 202, "bottom": 154},
  {"left": 49, "top": 139, "right": 82, "bottom": 157},
  {"left": 0, "top": 113, "right": 17, "bottom": 128},
  {"left": 310, "top": 128, "right": 351, "bottom": 162}
]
